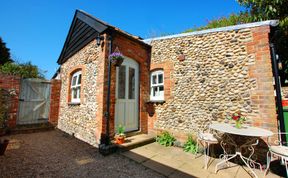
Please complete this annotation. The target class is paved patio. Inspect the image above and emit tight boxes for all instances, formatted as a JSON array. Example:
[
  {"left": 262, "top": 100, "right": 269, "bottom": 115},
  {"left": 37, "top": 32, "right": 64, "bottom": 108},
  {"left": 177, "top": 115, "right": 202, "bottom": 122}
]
[{"left": 121, "top": 142, "right": 283, "bottom": 178}]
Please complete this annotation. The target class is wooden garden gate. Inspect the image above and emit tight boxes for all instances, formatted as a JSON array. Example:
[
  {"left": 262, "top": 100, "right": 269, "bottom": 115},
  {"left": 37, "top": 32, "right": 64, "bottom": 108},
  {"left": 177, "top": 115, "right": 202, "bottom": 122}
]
[{"left": 17, "top": 78, "right": 51, "bottom": 125}]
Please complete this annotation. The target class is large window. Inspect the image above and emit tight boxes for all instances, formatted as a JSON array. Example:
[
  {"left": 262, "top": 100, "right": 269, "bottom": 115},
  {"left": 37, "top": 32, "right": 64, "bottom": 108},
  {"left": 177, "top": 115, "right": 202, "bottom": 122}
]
[
  {"left": 150, "top": 70, "right": 164, "bottom": 101},
  {"left": 70, "top": 70, "right": 82, "bottom": 103}
]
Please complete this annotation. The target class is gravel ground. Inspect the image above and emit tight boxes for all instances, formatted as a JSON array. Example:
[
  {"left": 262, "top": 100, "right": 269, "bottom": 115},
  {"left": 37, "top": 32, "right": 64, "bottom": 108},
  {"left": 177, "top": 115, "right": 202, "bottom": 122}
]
[{"left": 0, "top": 130, "right": 164, "bottom": 178}]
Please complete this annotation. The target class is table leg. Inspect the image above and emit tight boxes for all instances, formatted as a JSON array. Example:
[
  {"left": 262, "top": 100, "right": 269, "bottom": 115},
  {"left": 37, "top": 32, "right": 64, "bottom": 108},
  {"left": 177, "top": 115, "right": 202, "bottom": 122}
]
[{"left": 215, "top": 135, "right": 262, "bottom": 178}]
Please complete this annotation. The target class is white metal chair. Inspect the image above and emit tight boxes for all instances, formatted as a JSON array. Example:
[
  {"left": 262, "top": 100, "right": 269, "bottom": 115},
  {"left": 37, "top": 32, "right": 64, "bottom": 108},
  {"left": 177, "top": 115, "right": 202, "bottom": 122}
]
[
  {"left": 265, "top": 132, "right": 288, "bottom": 177},
  {"left": 197, "top": 120, "right": 219, "bottom": 169}
]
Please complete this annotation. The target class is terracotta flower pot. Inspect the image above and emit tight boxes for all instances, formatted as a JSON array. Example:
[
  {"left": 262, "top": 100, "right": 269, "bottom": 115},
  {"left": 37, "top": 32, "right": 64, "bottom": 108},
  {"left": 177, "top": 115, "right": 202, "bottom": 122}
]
[
  {"left": 0, "top": 139, "right": 9, "bottom": 155},
  {"left": 115, "top": 135, "right": 125, "bottom": 144}
]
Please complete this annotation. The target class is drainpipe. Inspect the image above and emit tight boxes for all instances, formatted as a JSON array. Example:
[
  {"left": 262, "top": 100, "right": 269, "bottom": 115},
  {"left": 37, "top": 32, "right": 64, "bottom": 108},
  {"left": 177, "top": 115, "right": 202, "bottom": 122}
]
[
  {"left": 270, "top": 42, "right": 286, "bottom": 143},
  {"left": 99, "top": 34, "right": 117, "bottom": 155},
  {"left": 105, "top": 35, "right": 112, "bottom": 144}
]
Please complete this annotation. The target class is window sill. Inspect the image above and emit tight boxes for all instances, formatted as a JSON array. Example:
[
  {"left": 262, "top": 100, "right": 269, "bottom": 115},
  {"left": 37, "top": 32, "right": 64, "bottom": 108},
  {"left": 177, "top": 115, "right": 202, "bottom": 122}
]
[
  {"left": 68, "top": 102, "right": 81, "bottom": 106},
  {"left": 147, "top": 100, "right": 165, "bottom": 105}
]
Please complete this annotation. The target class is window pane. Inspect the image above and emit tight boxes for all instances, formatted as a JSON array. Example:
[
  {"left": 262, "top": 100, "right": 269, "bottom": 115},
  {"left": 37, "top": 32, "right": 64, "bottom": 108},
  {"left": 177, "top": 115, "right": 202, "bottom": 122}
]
[
  {"left": 158, "top": 74, "right": 163, "bottom": 84},
  {"left": 72, "top": 76, "right": 77, "bottom": 86},
  {"left": 73, "top": 88, "right": 77, "bottom": 99},
  {"left": 152, "top": 87, "right": 157, "bottom": 97},
  {"left": 118, "top": 66, "right": 126, "bottom": 99},
  {"left": 152, "top": 75, "right": 157, "bottom": 84},
  {"left": 128, "top": 67, "right": 135, "bottom": 99},
  {"left": 78, "top": 74, "right": 82, "bottom": 85},
  {"left": 77, "top": 87, "right": 81, "bottom": 99}
]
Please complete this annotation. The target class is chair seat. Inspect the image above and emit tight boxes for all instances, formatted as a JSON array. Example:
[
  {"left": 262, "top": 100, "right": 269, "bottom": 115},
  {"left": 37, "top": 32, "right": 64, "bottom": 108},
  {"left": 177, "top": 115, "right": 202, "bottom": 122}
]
[
  {"left": 270, "top": 145, "right": 288, "bottom": 157},
  {"left": 198, "top": 132, "right": 218, "bottom": 143}
]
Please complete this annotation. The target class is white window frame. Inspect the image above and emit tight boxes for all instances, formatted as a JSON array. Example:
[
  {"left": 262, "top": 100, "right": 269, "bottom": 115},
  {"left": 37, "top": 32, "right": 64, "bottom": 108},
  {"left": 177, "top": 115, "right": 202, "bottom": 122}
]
[
  {"left": 150, "top": 70, "right": 164, "bottom": 101},
  {"left": 70, "top": 70, "right": 82, "bottom": 103}
]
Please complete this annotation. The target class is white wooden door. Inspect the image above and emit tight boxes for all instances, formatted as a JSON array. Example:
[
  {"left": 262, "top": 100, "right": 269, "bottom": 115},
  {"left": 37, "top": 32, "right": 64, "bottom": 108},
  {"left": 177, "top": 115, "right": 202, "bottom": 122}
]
[{"left": 115, "top": 58, "right": 139, "bottom": 132}]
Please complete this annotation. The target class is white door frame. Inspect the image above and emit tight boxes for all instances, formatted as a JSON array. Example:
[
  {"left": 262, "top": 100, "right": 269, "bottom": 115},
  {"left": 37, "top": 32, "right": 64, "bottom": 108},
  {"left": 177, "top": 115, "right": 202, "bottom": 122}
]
[{"left": 115, "top": 57, "right": 139, "bottom": 132}]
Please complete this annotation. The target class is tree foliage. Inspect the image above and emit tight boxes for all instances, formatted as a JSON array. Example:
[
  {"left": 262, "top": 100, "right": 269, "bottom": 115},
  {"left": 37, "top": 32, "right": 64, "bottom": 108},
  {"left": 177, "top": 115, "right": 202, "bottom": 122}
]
[
  {"left": 0, "top": 61, "right": 44, "bottom": 79},
  {"left": 184, "top": 12, "right": 253, "bottom": 33},
  {"left": 0, "top": 37, "right": 13, "bottom": 65},
  {"left": 0, "top": 37, "right": 45, "bottom": 79}
]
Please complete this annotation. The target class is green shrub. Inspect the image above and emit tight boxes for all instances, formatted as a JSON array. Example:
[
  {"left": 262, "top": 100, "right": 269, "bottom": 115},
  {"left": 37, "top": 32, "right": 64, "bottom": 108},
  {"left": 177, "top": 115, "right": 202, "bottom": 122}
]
[
  {"left": 156, "top": 131, "right": 176, "bottom": 147},
  {"left": 0, "top": 62, "right": 44, "bottom": 79},
  {"left": 183, "top": 135, "right": 198, "bottom": 154}
]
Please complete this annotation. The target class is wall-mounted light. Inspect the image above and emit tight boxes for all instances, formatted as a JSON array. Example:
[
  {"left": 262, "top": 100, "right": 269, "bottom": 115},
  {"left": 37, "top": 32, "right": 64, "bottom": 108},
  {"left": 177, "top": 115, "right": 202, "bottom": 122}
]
[{"left": 96, "top": 34, "right": 104, "bottom": 46}]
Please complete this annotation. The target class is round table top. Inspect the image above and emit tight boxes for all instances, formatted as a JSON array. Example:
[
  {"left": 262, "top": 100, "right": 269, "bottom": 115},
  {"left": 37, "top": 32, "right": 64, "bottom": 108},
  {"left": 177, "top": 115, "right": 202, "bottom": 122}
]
[{"left": 210, "top": 123, "right": 273, "bottom": 137}]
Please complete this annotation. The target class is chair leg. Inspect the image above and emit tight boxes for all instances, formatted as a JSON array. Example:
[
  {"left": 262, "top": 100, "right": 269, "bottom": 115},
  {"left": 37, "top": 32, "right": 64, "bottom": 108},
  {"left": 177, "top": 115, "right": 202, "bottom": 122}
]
[
  {"left": 285, "top": 158, "right": 288, "bottom": 178},
  {"left": 204, "top": 142, "right": 210, "bottom": 169},
  {"left": 264, "top": 151, "right": 271, "bottom": 177}
]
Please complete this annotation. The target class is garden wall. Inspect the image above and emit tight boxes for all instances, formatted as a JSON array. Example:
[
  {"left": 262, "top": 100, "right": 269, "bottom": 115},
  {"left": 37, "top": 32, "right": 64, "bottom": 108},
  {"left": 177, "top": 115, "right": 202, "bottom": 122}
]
[
  {"left": 0, "top": 73, "right": 61, "bottom": 129},
  {"left": 147, "top": 23, "right": 277, "bottom": 140},
  {"left": 49, "top": 79, "right": 61, "bottom": 125},
  {"left": 0, "top": 73, "right": 21, "bottom": 128}
]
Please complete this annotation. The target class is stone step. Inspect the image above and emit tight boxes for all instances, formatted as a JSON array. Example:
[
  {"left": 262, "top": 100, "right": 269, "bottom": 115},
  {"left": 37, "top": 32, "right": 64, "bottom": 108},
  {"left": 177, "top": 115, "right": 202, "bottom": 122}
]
[
  {"left": 117, "top": 134, "right": 156, "bottom": 152},
  {"left": 9, "top": 123, "right": 55, "bottom": 135}
]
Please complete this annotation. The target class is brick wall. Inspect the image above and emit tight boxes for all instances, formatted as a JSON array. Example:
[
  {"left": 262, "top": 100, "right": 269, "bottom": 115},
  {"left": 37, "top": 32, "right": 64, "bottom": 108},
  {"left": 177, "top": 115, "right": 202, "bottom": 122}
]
[
  {"left": 282, "top": 86, "right": 288, "bottom": 99},
  {"left": 0, "top": 73, "right": 21, "bottom": 128},
  {"left": 103, "top": 32, "right": 151, "bottom": 136},
  {"left": 247, "top": 26, "right": 277, "bottom": 132},
  {"left": 49, "top": 79, "right": 61, "bottom": 125}
]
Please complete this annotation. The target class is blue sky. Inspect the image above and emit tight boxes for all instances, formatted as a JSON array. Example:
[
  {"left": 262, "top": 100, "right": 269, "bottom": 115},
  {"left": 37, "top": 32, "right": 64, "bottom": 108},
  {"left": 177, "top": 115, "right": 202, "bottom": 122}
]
[{"left": 0, "top": 0, "right": 244, "bottom": 79}]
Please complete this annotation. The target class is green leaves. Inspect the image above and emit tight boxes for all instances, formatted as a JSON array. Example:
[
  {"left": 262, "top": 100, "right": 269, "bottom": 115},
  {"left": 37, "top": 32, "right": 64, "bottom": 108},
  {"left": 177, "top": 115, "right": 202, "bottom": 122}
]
[
  {"left": 183, "top": 12, "right": 253, "bottom": 33},
  {"left": 156, "top": 131, "right": 176, "bottom": 147},
  {"left": 0, "top": 62, "right": 45, "bottom": 79},
  {"left": 183, "top": 135, "right": 198, "bottom": 154}
]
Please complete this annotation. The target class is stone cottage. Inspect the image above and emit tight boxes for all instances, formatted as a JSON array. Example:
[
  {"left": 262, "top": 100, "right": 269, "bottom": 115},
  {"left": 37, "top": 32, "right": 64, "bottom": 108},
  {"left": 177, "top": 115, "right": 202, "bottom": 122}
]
[{"left": 56, "top": 10, "right": 279, "bottom": 146}]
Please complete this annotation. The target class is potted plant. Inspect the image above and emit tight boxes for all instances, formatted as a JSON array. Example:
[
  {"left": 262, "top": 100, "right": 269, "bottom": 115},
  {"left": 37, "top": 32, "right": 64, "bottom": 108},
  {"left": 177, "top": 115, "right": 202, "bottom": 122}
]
[
  {"left": 227, "top": 111, "right": 246, "bottom": 129},
  {"left": 114, "top": 124, "right": 125, "bottom": 144},
  {"left": 109, "top": 51, "right": 124, "bottom": 66}
]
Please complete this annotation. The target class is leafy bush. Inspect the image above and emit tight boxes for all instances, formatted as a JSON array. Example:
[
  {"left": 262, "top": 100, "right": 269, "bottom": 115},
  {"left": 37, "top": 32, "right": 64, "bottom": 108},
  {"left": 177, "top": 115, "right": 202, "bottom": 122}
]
[
  {"left": 183, "top": 135, "right": 198, "bottom": 154},
  {"left": 0, "top": 62, "right": 44, "bottom": 78},
  {"left": 156, "top": 131, "right": 176, "bottom": 147},
  {"left": 183, "top": 12, "right": 253, "bottom": 33}
]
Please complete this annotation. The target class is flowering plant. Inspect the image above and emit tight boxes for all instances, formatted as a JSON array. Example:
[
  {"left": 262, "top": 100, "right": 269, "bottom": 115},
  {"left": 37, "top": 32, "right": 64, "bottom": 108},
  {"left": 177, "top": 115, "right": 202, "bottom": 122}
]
[
  {"left": 109, "top": 51, "right": 124, "bottom": 66},
  {"left": 227, "top": 111, "right": 246, "bottom": 129},
  {"left": 227, "top": 111, "right": 246, "bottom": 122},
  {"left": 109, "top": 52, "right": 124, "bottom": 61}
]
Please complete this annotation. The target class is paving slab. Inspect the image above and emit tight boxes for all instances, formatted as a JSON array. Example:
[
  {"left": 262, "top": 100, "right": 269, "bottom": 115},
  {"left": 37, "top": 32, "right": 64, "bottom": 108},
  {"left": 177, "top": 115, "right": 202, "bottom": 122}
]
[
  {"left": 150, "top": 154, "right": 185, "bottom": 169},
  {"left": 142, "top": 159, "right": 176, "bottom": 176},
  {"left": 121, "top": 151, "right": 149, "bottom": 163},
  {"left": 177, "top": 162, "right": 211, "bottom": 178}
]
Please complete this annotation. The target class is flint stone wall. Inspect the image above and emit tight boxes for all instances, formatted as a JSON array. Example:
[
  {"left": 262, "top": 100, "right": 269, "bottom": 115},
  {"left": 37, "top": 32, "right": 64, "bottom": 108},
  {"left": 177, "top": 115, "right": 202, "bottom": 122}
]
[
  {"left": 58, "top": 40, "right": 102, "bottom": 146},
  {"left": 149, "top": 26, "right": 277, "bottom": 135}
]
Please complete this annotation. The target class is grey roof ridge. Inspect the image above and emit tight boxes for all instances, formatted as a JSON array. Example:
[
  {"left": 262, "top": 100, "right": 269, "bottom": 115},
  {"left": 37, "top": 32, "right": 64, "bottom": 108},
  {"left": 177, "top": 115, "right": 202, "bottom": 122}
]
[{"left": 143, "top": 20, "right": 279, "bottom": 44}]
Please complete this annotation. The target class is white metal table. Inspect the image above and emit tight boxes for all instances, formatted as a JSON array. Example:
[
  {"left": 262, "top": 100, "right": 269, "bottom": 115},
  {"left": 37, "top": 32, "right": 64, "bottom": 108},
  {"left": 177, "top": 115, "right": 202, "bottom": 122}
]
[{"left": 210, "top": 123, "right": 273, "bottom": 178}]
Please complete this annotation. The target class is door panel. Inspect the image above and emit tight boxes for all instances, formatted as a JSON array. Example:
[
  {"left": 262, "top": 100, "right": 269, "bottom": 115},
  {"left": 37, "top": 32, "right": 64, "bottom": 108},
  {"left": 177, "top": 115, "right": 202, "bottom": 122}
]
[{"left": 115, "top": 58, "right": 139, "bottom": 132}]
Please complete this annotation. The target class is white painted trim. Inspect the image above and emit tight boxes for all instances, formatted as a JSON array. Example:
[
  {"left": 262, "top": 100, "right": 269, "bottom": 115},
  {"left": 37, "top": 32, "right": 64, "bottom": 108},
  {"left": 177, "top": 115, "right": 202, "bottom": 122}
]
[
  {"left": 115, "top": 57, "right": 139, "bottom": 132},
  {"left": 150, "top": 70, "right": 164, "bottom": 101},
  {"left": 71, "top": 70, "right": 81, "bottom": 103},
  {"left": 143, "top": 20, "right": 279, "bottom": 44}
]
